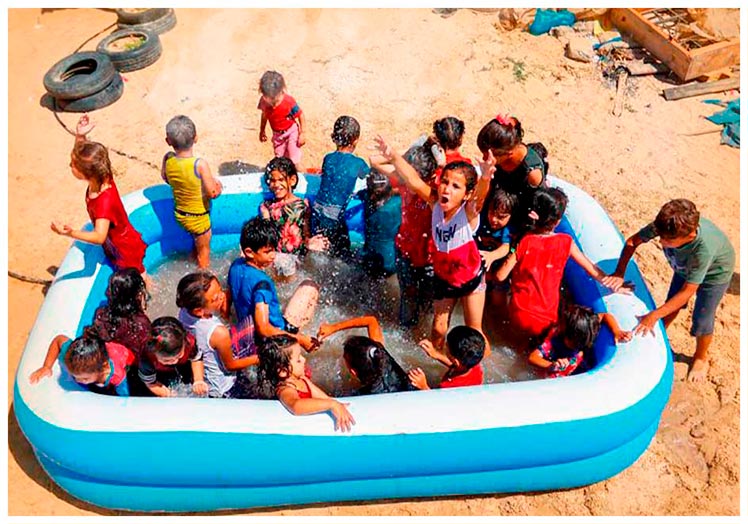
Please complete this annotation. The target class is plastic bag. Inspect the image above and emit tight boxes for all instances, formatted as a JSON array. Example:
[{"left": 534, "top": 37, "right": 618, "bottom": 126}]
[{"left": 529, "top": 8, "right": 576, "bottom": 36}]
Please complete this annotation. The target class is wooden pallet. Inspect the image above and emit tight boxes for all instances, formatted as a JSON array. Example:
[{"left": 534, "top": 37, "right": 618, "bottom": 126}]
[{"left": 609, "top": 8, "right": 740, "bottom": 81}]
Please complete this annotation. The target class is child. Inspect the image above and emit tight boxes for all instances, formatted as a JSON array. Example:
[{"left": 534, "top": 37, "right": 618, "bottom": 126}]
[
  {"left": 29, "top": 329, "right": 135, "bottom": 397},
  {"left": 259, "top": 157, "right": 329, "bottom": 278},
  {"left": 476, "top": 188, "right": 518, "bottom": 279},
  {"left": 256, "top": 335, "right": 355, "bottom": 432},
  {"left": 496, "top": 187, "right": 618, "bottom": 344},
  {"left": 356, "top": 170, "right": 402, "bottom": 278},
  {"left": 432, "top": 116, "right": 471, "bottom": 181},
  {"left": 177, "top": 271, "right": 258, "bottom": 399},
  {"left": 227, "top": 217, "right": 320, "bottom": 351},
  {"left": 51, "top": 114, "right": 147, "bottom": 274},
  {"left": 408, "top": 326, "right": 486, "bottom": 390},
  {"left": 528, "top": 305, "right": 632, "bottom": 378},
  {"left": 373, "top": 135, "right": 494, "bottom": 354},
  {"left": 92, "top": 268, "right": 151, "bottom": 361},
  {"left": 138, "top": 316, "right": 208, "bottom": 397},
  {"left": 607, "top": 199, "right": 735, "bottom": 382},
  {"left": 257, "top": 70, "right": 306, "bottom": 169},
  {"left": 477, "top": 114, "right": 548, "bottom": 231},
  {"left": 311, "top": 116, "right": 370, "bottom": 259},
  {"left": 162, "top": 115, "right": 223, "bottom": 269},
  {"left": 316, "top": 315, "right": 415, "bottom": 395}
]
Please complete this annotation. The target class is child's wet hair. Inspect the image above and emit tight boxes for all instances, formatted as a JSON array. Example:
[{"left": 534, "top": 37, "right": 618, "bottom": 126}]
[
  {"left": 433, "top": 116, "right": 465, "bottom": 151},
  {"left": 529, "top": 187, "right": 568, "bottom": 233},
  {"left": 264, "top": 157, "right": 299, "bottom": 190},
  {"left": 259, "top": 70, "right": 286, "bottom": 97},
  {"left": 561, "top": 305, "right": 601, "bottom": 351},
  {"left": 489, "top": 188, "right": 518, "bottom": 216},
  {"left": 403, "top": 144, "right": 438, "bottom": 182},
  {"left": 176, "top": 271, "right": 219, "bottom": 311},
  {"left": 476, "top": 115, "right": 524, "bottom": 154},
  {"left": 654, "top": 198, "right": 700, "bottom": 239},
  {"left": 72, "top": 140, "right": 113, "bottom": 186},
  {"left": 331, "top": 115, "right": 360, "bottom": 147},
  {"left": 147, "top": 316, "right": 187, "bottom": 358},
  {"left": 446, "top": 325, "right": 485, "bottom": 370},
  {"left": 65, "top": 328, "right": 108, "bottom": 376},
  {"left": 240, "top": 216, "right": 280, "bottom": 252},
  {"left": 343, "top": 336, "right": 411, "bottom": 394},
  {"left": 96, "top": 268, "right": 147, "bottom": 341},
  {"left": 256, "top": 334, "right": 298, "bottom": 398},
  {"left": 441, "top": 160, "right": 478, "bottom": 191},
  {"left": 166, "top": 115, "right": 197, "bottom": 151}
]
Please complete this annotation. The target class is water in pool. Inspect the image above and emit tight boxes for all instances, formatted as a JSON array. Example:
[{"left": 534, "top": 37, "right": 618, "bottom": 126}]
[{"left": 148, "top": 248, "right": 539, "bottom": 397}]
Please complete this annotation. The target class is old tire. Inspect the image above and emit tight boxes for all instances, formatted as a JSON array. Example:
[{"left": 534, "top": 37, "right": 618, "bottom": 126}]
[
  {"left": 42, "top": 51, "right": 116, "bottom": 100},
  {"left": 117, "top": 9, "right": 177, "bottom": 35},
  {"left": 54, "top": 73, "right": 124, "bottom": 113},
  {"left": 114, "top": 8, "right": 171, "bottom": 25},
  {"left": 96, "top": 29, "right": 162, "bottom": 72}
]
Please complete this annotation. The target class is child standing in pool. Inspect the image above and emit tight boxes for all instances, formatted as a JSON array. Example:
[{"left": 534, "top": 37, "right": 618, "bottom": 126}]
[
  {"left": 432, "top": 116, "right": 472, "bottom": 181},
  {"left": 356, "top": 170, "right": 402, "bottom": 278},
  {"left": 162, "top": 115, "right": 223, "bottom": 269},
  {"left": 51, "top": 114, "right": 147, "bottom": 275},
  {"left": 256, "top": 335, "right": 355, "bottom": 432},
  {"left": 311, "top": 116, "right": 370, "bottom": 259},
  {"left": 408, "top": 326, "right": 486, "bottom": 390},
  {"left": 257, "top": 70, "right": 306, "bottom": 170}
]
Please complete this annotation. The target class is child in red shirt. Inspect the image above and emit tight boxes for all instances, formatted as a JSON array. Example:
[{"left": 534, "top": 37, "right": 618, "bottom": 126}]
[
  {"left": 257, "top": 70, "right": 306, "bottom": 170},
  {"left": 408, "top": 326, "right": 486, "bottom": 390}
]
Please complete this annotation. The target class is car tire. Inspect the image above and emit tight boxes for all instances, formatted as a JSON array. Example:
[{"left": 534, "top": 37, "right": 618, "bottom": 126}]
[
  {"left": 96, "top": 29, "right": 162, "bottom": 72},
  {"left": 42, "top": 51, "right": 116, "bottom": 100},
  {"left": 114, "top": 8, "right": 171, "bottom": 25},
  {"left": 117, "top": 9, "right": 177, "bottom": 35},
  {"left": 54, "top": 73, "right": 124, "bottom": 113}
]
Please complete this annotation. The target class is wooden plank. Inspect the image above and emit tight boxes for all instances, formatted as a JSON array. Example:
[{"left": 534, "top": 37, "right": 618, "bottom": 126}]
[
  {"left": 685, "top": 38, "right": 741, "bottom": 80},
  {"left": 662, "top": 77, "right": 740, "bottom": 101}
]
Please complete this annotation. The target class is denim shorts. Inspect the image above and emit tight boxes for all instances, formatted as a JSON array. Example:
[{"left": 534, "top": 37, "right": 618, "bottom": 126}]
[{"left": 667, "top": 273, "right": 731, "bottom": 336}]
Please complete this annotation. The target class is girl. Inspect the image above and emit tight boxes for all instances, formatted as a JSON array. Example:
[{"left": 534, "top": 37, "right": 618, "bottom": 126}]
[
  {"left": 91, "top": 268, "right": 151, "bottom": 360},
  {"left": 311, "top": 115, "right": 370, "bottom": 259},
  {"left": 373, "top": 135, "right": 495, "bottom": 353},
  {"left": 432, "top": 116, "right": 471, "bottom": 181},
  {"left": 256, "top": 335, "right": 355, "bottom": 432},
  {"left": 260, "top": 157, "right": 328, "bottom": 278},
  {"left": 496, "top": 187, "right": 618, "bottom": 343},
  {"left": 356, "top": 171, "right": 402, "bottom": 278},
  {"left": 51, "top": 114, "right": 147, "bottom": 274},
  {"left": 177, "top": 271, "right": 258, "bottom": 399},
  {"left": 137, "top": 316, "right": 208, "bottom": 397},
  {"left": 316, "top": 315, "right": 414, "bottom": 395},
  {"left": 529, "top": 305, "right": 632, "bottom": 378},
  {"left": 476, "top": 114, "right": 548, "bottom": 231},
  {"left": 257, "top": 70, "right": 306, "bottom": 169}
]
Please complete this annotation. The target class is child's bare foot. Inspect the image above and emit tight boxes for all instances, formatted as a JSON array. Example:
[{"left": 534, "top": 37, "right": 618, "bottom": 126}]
[{"left": 687, "top": 358, "right": 709, "bottom": 383}]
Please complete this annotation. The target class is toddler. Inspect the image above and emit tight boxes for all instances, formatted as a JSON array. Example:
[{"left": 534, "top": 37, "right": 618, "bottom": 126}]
[
  {"left": 257, "top": 70, "right": 305, "bottom": 169},
  {"left": 162, "top": 115, "right": 222, "bottom": 269},
  {"left": 408, "top": 326, "right": 486, "bottom": 390}
]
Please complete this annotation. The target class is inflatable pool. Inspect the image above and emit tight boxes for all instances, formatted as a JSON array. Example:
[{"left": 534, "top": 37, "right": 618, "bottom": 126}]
[{"left": 14, "top": 173, "right": 673, "bottom": 513}]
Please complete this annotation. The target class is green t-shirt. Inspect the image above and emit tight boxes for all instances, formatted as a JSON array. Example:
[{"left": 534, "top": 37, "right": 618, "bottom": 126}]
[{"left": 638, "top": 217, "right": 735, "bottom": 285}]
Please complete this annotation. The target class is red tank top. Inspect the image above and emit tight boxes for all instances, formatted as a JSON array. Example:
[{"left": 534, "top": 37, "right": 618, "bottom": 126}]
[{"left": 430, "top": 205, "right": 482, "bottom": 287}]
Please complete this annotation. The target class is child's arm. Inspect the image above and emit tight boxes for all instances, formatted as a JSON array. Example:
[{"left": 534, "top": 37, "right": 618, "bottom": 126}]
[
  {"left": 527, "top": 168, "right": 543, "bottom": 188},
  {"left": 210, "top": 325, "right": 259, "bottom": 370},
  {"left": 277, "top": 385, "right": 356, "bottom": 432},
  {"left": 373, "top": 135, "right": 434, "bottom": 204},
  {"left": 160, "top": 152, "right": 174, "bottom": 183},
  {"left": 190, "top": 359, "right": 209, "bottom": 395},
  {"left": 74, "top": 114, "right": 95, "bottom": 145},
  {"left": 418, "top": 339, "right": 453, "bottom": 367},
  {"left": 408, "top": 368, "right": 430, "bottom": 390},
  {"left": 599, "top": 312, "right": 632, "bottom": 343},
  {"left": 569, "top": 243, "right": 626, "bottom": 292},
  {"left": 254, "top": 303, "right": 318, "bottom": 352},
  {"left": 303, "top": 200, "right": 329, "bottom": 252},
  {"left": 634, "top": 282, "right": 699, "bottom": 337},
  {"left": 197, "top": 159, "right": 222, "bottom": 199},
  {"left": 603, "top": 232, "right": 647, "bottom": 290},
  {"left": 369, "top": 154, "right": 396, "bottom": 176},
  {"left": 495, "top": 251, "right": 518, "bottom": 282},
  {"left": 259, "top": 110, "right": 268, "bottom": 142},
  {"left": 480, "top": 243, "right": 511, "bottom": 268},
  {"left": 317, "top": 315, "right": 384, "bottom": 345},
  {"left": 466, "top": 151, "right": 497, "bottom": 224},
  {"left": 528, "top": 349, "right": 555, "bottom": 370},
  {"left": 29, "top": 334, "right": 70, "bottom": 383},
  {"left": 296, "top": 111, "right": 306, "bottom": 147},
  {"left": 145, "top": 381, "right": 172, "bottom": 398},
  {"left": 51, "top": 218, "right": 110, "bottom": 246}
]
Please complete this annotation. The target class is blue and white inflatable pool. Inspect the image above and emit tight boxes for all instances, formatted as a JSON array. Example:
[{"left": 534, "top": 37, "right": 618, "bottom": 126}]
[{"left": 14, "top": 173, "right": 673, "bottom": 512}]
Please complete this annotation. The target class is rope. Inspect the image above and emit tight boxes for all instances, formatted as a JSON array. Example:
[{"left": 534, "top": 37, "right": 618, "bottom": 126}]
[{"left": 8, "top": 271, "right": 53, "bottom": 286}]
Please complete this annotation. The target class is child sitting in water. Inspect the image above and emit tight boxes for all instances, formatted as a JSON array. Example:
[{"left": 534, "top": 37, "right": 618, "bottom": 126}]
[
  {"left": 408, "top": 326, "right": 486, "bottom": 390},
  {"left": 356, "top": 170, "right": 402, "bottom": 278},
  {"left": 29, "top": 329, "right": 135, "bottom": 397},
  {"left": 256, "top": 335, "right": 355, "bottom": 432},
  {"left": 227, "top": 217, "right": 320, "bottom": 352},
  {"left": 257, "top": 70, "right": 306, "bottom": 170},
  {"left": 162, "top": 115, "right": 222, "bottom": 269},
  {"left": 528, "top": 305, "right": 632, "bottom": 378},
  {"left": 259, "top": 156, "right": 329, "bottom": 279},
  {"left": 177, "top": 271, "right": 258, "bottom": 399},
  {"left": 311, "top": 115, "right": 370, "bottom": 259},
  {"left": 316, "top": 315, "right": 415, "bottom": 395},
  {"left": 138, "top": 316, "right": 208, "bottom": 397}
]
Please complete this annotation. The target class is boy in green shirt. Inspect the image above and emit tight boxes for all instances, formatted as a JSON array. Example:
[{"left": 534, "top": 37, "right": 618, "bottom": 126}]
[{"left": 606, "top": 199, "right": 735, "bottom": 382}]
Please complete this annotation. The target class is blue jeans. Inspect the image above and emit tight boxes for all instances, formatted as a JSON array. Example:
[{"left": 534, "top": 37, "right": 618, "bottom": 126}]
[{"left": 667, "top": 273, "right": 731, "bottom": 336}]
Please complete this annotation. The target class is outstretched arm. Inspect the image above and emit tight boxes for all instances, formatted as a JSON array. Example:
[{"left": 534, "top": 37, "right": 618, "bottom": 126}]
[
  {"left": 569, "top": 243, "right": 626, "bottom": 293},
  {"left": 373, "top": 135, "right": 434, "bottom": 204},
  {"left": 600, "top": 312, "right": 632, "bottom": 342},
  {"left": 278, "top": 387, "right": 355, "bottom": 432},
  {"left": 211, "top": 325, "right": 259, "bottom": 370},
  {"left": 50, "top": 217, "right": 110, "bottom": 246},
  {"left": 634, "top": 282, "right": 698, "bottom": 337},
  {"left": 316, "top": 315, "right": 384, "bottom": 345},
  {"left": 603, "top": 232, "right": 647, "bottom": 290},
  {"left": 466, "top": 151, "right": 496, "bottom": 224},
  {"left": 29, "top": 334, "right": 70, "bottom": 383}
]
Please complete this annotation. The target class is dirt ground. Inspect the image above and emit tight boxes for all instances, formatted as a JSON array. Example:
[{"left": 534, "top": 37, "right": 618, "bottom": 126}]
[{"left": 6, "top": 8, "right": 742, "bottom": 517}]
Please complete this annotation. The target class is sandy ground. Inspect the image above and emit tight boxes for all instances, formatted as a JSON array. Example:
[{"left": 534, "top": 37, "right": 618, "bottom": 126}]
[{"left": 6, "top": 8, "right": 742, "bottom": 516}]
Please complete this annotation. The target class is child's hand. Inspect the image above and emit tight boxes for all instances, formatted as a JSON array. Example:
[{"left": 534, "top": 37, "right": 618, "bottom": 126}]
[
  {"left": 479, "top": 250, "right": 495, "bottom": 266},
  {"left": 50, "top": 222, "right": 73, "bottom": 236},
  {"left": 408, "top": 368, "right": 430, "bottom": 390},
  {"left": 29, "top": 366, "right": 53, "bottom": 384},
  {"left": 613, "top": 328, "right": 633, "bottom": 343},
  {"left": 297, "top": 131, "right": 306, "bottom": 147},
  {"left": 316, "top": 323, "right": 334, "bottom": 342},
  {"left": 418, "top": 339, "right": 440, "bottom": 360},
  {"left": 330, "top": 400, "right": 355, "bottom": 432},
  {"left": 307, "top": 234, "right": 329, "bottom": 252},
  {"left": 259, "top": 130, "right": 268, "bottom": 142},
  {"left": 373, "top": 135, "right": 395, "bottom": 161},
  {"left": 192, "top": 380, "right": 209, "bottom": 396},
  {"left": 297, "top": 334, "right": 320, "bottom": 353},
  {"left": 551, "top": 358, "right": 570, "bottom": 372},
  {"left": 477, "top": 150, "right": 497, "bottom": 180},
  {"left": 76, "top": 114, "right": 95, "bottom": 136},
  {"left": 600, "top": 273, "right": 627, "bottom": 292},
  {"left": 634, "top": 312, "right": 658, "bottom": 337}
]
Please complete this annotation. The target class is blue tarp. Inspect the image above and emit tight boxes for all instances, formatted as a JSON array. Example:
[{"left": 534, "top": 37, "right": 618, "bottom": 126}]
[{"left": 703, "top": 98, "right": 740, "bottom": 148}]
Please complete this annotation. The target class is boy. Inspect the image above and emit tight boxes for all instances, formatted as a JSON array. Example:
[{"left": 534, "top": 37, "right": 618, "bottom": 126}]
[
  {"left": 608, "top": 199, "right": 735, "bottom": 382},
  {"left": 407, "top": 325, "right": 486, "bottom": 390},
  {"left": 162, "top": 115, "right": 223, "bottom": 269},
  {"left": 227, "top": 217, "right": 320, "bottom": 351}
]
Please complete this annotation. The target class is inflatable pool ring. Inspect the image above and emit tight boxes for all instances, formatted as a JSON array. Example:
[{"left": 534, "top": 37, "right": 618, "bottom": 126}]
[{"left": 14, "top": 173, "right": 673, "bottom": 512}]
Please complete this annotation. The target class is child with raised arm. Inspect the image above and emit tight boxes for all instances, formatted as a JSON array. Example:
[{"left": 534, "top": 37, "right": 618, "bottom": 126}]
[
  {"left": 408, "top": 326, "right": 486, "bottom": 390},
  {"left": 162, "top": 115, "right": 222, "bottom": 269},
  {"left": 51, "top": 114, "right": 147, "bottom": 274},
  {"left": 257, "top": 70, "right": 306, "bottom": 169},
  {"left": 373, "top": 135, "right": 494, "bottom": 354},
  {"left": 257, "top": 335, "right": 355, "bottom": 432},
  {"left": 528, "top": 305, "right": 632, "bottom": 378},
  {"left": 606, "top": 199, "right": 735, "bottom": 382}
]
